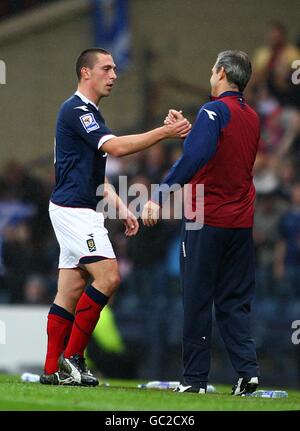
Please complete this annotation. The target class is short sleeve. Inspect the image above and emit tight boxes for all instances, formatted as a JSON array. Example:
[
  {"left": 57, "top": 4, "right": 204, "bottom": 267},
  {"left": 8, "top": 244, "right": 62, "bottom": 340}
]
[{"left": 63, "top": 106, "right": 116, "bottom": 151}]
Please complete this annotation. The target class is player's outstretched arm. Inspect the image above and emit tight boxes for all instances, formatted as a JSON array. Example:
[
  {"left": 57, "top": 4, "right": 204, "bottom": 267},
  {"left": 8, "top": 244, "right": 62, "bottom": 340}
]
[{"left": 101, "top": 119, "right": 191, "bottom": 157}]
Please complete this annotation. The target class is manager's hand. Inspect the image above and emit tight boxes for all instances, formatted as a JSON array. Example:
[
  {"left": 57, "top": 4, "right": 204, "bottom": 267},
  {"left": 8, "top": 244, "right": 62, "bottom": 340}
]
[{"left": 142, "top": 200, "right": 160, "bottom": 227}]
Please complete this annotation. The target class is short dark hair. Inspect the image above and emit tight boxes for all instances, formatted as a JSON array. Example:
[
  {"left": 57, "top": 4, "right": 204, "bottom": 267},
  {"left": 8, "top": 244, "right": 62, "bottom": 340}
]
[
  {"left": 215, "top": 50, "right": 252, "bottom": 92},
  {"left": 76, "top": 48, "right": 111, "bottom": 80}
]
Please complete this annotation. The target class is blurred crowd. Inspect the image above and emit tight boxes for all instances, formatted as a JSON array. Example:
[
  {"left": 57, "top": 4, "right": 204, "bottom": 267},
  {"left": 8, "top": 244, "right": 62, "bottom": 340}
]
[
  {"left": 247, "top": 21, "right": 300, "bottom": 304},
  {"left": 0, "top": 160, "right": 57, "bottom": 304},
  {"left": 0, "top": 0, "right": 56, "bottom": 20},
  {"left": 0, "top": 20, "right": 300, "bottom": 383}
]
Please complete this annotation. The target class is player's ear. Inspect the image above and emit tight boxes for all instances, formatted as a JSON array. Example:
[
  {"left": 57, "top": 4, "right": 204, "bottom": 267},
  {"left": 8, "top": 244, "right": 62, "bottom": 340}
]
[
  {"left": 81, "top": 66, "right": 91, "bottom": 80},
  {"left": 219, "top": 66, "right": 226, "bottom": 81}
]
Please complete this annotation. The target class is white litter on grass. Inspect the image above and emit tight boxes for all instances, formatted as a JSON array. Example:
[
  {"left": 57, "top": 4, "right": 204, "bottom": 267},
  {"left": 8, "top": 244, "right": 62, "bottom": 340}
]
[
  {"left": 21, "top": 372, "right": 40, "bottom": 383},
  {"left": 207, "top": 385, "right": 216, "bottom": 393},
  {"left": 138, "top": 381, "right": 180, "bottom": 389},
  {"left": 137, "top": 381, "right": 217, "bottom": 392}
]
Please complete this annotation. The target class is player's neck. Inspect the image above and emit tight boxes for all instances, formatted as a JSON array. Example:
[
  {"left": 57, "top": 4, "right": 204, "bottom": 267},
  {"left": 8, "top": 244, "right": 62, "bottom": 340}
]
[
  {"left": 212, "top": 84, "right": 240, "bottom": 97},
  {"left": 77, "top": 86, "right": 101, "bottom": 106}
]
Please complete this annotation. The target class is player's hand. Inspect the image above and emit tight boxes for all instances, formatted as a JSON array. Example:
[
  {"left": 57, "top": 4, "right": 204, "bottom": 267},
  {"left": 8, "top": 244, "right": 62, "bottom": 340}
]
[
  {"left": 163, "top": 118, "right": 191, "bottom": 139},
  {"left": 120, "top": 209, "right": 139, "bottom": 236},
  {"left": 164, "top": 110, "right": 191, "bottom": 138},
  {"left": 142, "top": 200, "right": 160, "bottom": 227},
  {"left": 164, "top": 109, "right": 184, "bottom": 125}
]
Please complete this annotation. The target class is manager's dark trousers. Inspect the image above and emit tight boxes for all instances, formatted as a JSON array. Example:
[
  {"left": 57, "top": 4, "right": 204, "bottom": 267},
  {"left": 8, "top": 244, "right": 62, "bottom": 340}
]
[{"left": 180, "top": 223, "right": 259, "bottom": 387}]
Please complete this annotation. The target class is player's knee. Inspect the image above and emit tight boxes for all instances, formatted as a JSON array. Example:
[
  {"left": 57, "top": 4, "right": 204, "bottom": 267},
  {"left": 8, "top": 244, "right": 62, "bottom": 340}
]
[
  {"left": 107, "top": 272, "right": 121, "bottom": 293},
  {"left": 93, "top": 271, "right": 120, "bottom": 296}
]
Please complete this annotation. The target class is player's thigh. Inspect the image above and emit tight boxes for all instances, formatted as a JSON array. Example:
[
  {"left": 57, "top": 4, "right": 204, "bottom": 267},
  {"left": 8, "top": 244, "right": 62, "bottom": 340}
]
[{"left": 84, "top": 258, "right": 120, "bottom": 296}]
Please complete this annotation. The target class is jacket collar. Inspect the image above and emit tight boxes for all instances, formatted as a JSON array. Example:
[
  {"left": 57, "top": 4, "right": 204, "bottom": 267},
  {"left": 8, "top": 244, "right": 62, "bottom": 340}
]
[{"left": 210, "top": 91, "right": 243, "bottom": 101}]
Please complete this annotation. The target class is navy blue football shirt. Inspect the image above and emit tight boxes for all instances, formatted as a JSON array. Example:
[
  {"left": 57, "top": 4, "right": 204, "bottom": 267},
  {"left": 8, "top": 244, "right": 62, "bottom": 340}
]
[{"left": 51, "top": 91, "right": 116, "bottom": 210}]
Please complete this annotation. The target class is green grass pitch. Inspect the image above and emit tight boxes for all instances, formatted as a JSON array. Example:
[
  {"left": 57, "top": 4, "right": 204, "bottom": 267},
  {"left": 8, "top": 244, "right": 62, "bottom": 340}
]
[{"left": 0, "top": 375, "right": 299, "bottom": 411}]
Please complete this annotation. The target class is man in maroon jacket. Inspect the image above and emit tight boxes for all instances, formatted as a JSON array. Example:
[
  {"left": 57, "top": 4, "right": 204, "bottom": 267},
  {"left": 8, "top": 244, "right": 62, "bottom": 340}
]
[{"left": 143, "top": 50, "right": 260, "bottom": 395}]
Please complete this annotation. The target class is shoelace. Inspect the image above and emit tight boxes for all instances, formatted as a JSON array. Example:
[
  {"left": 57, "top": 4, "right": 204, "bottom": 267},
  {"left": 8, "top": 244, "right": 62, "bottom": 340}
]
[{"left": 72, "top": 355, "right": 92, "bottom": 375}]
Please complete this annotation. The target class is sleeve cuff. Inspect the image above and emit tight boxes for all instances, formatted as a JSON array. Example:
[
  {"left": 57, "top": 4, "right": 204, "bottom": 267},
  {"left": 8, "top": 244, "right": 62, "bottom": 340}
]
[{"left": 98, "top": 134, "right": 116, "bottom": 150}]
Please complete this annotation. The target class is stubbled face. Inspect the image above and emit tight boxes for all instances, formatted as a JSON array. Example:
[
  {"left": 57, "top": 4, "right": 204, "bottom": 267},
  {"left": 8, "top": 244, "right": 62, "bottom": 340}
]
[{"left": 82, "top": 53, "right": 117, "bottom": 97}]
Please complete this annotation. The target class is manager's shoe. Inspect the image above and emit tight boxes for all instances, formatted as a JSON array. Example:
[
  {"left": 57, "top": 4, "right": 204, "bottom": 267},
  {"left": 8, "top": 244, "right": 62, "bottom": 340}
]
[
  {"left": 59, "top": 354, "right": 99, "bottom": 386},
  {"left": 232, "top": 376, "right": 259, "bottom": 396},
  {"left": 40, "top": 371, "right": 76, "bottom": 386},
  {"left": 174, "top": 383, "right": 206, "bottom": 394}
]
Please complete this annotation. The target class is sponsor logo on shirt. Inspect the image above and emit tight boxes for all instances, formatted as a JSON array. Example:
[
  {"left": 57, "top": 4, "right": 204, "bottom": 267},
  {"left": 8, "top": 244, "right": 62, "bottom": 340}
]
[
  {"left": 203, "top": 109, "right": 217, "bottom": 120},
  {"left": 74, "top": 105, "right": 90, "bottom": 112}
]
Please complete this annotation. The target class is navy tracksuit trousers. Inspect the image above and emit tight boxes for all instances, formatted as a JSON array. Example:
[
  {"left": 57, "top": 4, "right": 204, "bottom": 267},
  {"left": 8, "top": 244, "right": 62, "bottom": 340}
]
[{"left": 180, "top": 223, "right": 259, "bottom": 388}]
